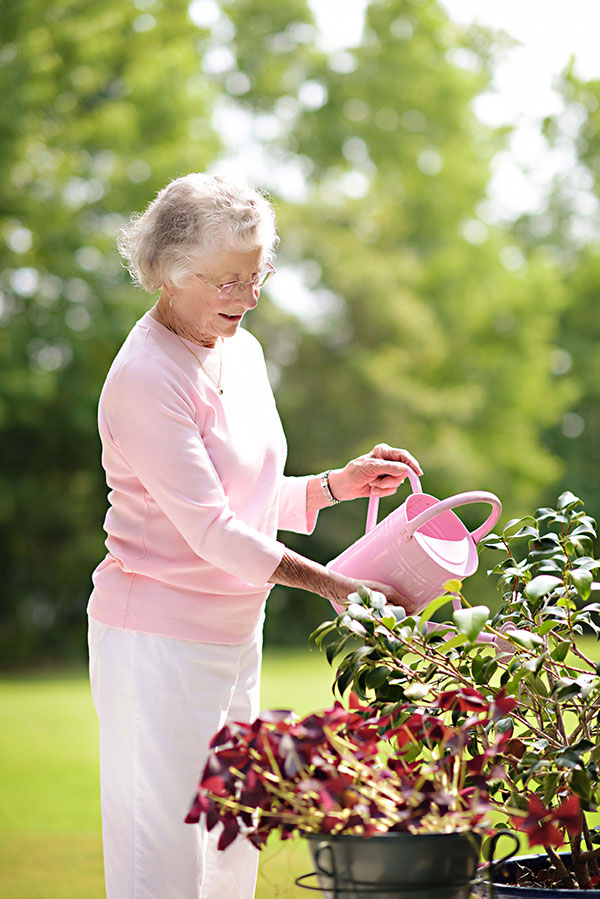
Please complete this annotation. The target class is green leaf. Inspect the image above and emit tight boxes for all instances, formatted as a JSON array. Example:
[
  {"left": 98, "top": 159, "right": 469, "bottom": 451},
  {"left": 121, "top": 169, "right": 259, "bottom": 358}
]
[
  {"left": 443, "top": 579, "right": 463, "bottom": 594},
  {"left": 555, "top": 748, "right": 583, "bottom": 768},
  {"left": 334, "top": 667, "right": 354, "bottom": 696},
  {"left": 571, "top": 739, "right": 595, "bottom": 754},
  {"left": 571, "top": 568, "right": 593, "bottom": 601},
  {"left": 558, "top": 491, "right": 582, "bottom": 510},
  {"left": 509, "top": 526, "right": 539, "bottom": 540},
  {"left": 346, "top": 602, "right": 372, "bottom": 621},
  {"left": 505, "top": 793, "right": 528, "bottom": 812},
  {"left": 535, "top": 507, "right": 556, "bottom": 520},
  {"left": 442, "top": 634, "right": 470, "bottom": 652},
  {"left": 403, "top": 683, "right": 431, "bottom": 701},
  {"left": 452, "top": 605, "right": 490, "bottom": 642},
  {"left": 482, "top": 658, "right": 499, "bottom": 681},
  {"left": 495, "top": 717, "right": 513, "bottom": 734},
  {"left": 390, "top": 606, "right": 407, "bottom": 621},
  {"left": 419, "top": 594, "right": 453, "bottom": 625},
  {"left": 480, "top": 534, "right": 506, "bottom": 550},
  {"left": 524, "top": 575, "right": 562, "bottom": 600},
  {"left": 577, "top": 675, "right": 600, "bottom": 700},
  {"left": 543, "top": 772, "right": 561, "bottom": 806},
  {"left": 365, "top": 666, "right": 389, "bottom": 689},
  {"left": 503, "top": 629, "right": 544, "bottom": 650},
  {"left": 325, "top": 641, "right": 338, "bottom": 665},
  {"left": 310, "top": 620, "right": 336, "bottom": 648},
  {"left": 553, "top": 679, "right": 581, "bottom": 701},
  {"left": 529, "top": 674, "right": 549, "bottom": 697},
  {"left": 550, "top": 642, "right": 570, "bottom": 662},
  {"left": 570, "top": 767, "right": 592, "bottom": 800},
  {"left": 503, "top": 517, "right": 537, "bottom": 538},
  {"left": 524, "top": 653, "right": 547, "bottom": 675}
]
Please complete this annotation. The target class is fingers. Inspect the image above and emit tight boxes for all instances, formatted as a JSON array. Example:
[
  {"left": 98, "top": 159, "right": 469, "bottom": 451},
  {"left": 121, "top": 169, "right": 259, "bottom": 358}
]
[
  {"left": 362, "top": 580, "right": 412, "bottom": 608},
  {"left": 362, "top": 458, "right": 412, "bottom": 482},
  {"left": 369, "top": 443, "right": 423, "bottom": 477}
]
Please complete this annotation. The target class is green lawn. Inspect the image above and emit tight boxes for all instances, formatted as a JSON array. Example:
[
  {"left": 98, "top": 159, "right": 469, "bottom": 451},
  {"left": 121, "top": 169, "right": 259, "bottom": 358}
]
[
  {"left": 0, "top": 646, "right": 336, "bottom": 899},
  {"left": 3, "top": 639, "right": 599, "bottom": 898}
]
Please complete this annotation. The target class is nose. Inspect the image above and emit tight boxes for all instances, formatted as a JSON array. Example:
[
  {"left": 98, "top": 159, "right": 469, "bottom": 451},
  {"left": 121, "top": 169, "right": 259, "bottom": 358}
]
[{"left": 243, "top": 282, "right": 260, "bottom": 309}]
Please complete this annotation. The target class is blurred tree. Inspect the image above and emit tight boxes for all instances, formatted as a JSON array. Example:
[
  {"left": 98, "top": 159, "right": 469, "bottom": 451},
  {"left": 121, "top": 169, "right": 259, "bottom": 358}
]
[
  {"left": 0, "top": 0, "right": 221, "bottom": 663},
  {"left": 511, "top": 68, "right": 600, "bottom": 520},
  {"left": 0, "top": 0, "right": 584, "bottom": 662},
  {"left": 216, "top": 0, "right": 573, "bottom": 638}
]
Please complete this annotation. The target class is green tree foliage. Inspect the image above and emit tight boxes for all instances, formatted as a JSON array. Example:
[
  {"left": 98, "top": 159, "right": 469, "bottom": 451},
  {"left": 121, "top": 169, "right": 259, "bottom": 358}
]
[
  {"left": 216, "top": 1, "right": 574, "bottom": 636},
  {"left": 0, "top": 0, "right": 221, "bottom": 662},
  {"left": 520, "top": 70, "right": 600, "bottom": 518},
  {"left": 0, "top": 0, "right": 586, "bottom": 662},
  {"left": 220, "top": 0, "right": 571, "bottom": 507}
]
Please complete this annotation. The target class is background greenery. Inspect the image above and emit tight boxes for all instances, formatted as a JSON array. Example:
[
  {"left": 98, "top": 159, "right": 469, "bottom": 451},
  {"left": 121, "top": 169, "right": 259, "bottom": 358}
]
[
  {"left": 0, "top": 649, "right": 335, "bottom": 899},
  {"left": 1, "top": 0, "right": 598, "bottom": 663}
]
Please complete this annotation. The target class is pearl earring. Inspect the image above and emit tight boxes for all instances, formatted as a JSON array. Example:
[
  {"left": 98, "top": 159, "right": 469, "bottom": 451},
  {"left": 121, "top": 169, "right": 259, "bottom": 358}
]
[{"left": 169, "top": 295, "right": 173, "bottom": 309}]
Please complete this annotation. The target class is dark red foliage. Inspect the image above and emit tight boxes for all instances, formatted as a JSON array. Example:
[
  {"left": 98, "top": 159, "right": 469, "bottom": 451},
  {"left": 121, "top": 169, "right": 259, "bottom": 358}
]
[
  {"left": 184, "top": 689, "right": 521, "bottom": 852},
  {"left": 510, "top": 794, "right": 582, "bottom": 848},
  {"left": 436, "top": 687, "right": 489, "bottom": 714}
]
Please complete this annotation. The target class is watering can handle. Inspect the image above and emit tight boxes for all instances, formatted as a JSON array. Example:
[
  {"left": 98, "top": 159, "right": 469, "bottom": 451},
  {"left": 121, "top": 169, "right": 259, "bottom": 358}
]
[
  {"left": 406, "top": 491, "right": 502, "bottom": 544},
  {"left": 365, "top": 468, "right": 422, "bottom": 532},
  {"left": 366, "top": 472, "right": 502, "bottom": 545}
]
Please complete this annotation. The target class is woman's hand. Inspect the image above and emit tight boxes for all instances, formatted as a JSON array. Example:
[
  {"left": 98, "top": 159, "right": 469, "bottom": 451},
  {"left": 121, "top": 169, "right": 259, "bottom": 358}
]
[
  {"left": 360, "top": 579, "right": 420, "bottom": 612},
  {"left": 327, "top": 443, "right": 422, "bottom": 502},
  {"left": 270, "top": 549, "right": 420, "bottom": 613}
]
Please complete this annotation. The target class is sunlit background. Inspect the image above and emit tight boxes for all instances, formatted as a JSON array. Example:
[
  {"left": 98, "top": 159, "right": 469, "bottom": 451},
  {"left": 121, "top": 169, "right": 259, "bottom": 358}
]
[
  {"left": 2, "top": 3, "right": 600, "bottom": 896},
  {"left": 1, "top": 0, "right": 599, "bottom": 657}
]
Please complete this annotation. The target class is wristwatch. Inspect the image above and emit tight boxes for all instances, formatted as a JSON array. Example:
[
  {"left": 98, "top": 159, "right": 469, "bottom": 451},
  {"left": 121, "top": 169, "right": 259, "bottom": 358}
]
[{"left": 320, "top": 470, "right": 341, "bottom": 505}]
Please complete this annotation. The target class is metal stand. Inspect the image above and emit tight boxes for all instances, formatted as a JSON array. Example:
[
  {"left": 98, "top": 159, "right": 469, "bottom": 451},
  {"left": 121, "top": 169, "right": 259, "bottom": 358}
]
[{"left": 295, "top": 870, "right": 480, "bottom": 894}]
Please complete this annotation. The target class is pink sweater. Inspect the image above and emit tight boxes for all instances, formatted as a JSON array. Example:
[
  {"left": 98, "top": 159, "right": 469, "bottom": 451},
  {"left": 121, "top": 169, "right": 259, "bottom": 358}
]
[{"left": 87, "top": 312, "right": 317, "bottom": 643}]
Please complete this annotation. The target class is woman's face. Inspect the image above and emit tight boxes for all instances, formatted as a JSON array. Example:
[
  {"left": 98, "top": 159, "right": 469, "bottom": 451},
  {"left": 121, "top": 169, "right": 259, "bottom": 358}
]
[{"left": 168, "top": 246, "right": 264, "bottom": 343}]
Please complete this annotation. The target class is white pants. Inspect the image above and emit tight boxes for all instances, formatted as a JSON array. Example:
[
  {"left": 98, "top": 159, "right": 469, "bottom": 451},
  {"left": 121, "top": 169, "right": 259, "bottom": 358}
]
[{"left": 88, "top": 617, "right": 263, "bottom": 899}]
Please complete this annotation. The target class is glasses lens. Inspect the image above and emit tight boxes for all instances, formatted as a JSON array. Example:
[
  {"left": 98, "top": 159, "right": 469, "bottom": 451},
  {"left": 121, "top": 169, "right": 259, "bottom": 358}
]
[
  {"left": 219, "top": 267, "right": 274, "bottom": 298},
  {"left": 258, "top": 267, "right": 273, "bottom": 288},
  {"left": 219, "top": 282, "right": 236, "bottom": 298}
]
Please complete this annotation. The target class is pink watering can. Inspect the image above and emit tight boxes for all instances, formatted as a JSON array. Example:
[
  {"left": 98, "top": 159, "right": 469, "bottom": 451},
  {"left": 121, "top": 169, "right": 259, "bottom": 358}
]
[{"left": 328, "top": 470, "right": 502, "bottom": 615}]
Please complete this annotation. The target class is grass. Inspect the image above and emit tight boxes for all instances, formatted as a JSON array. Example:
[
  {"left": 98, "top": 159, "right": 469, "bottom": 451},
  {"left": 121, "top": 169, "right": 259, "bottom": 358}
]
[
  {"left": 0, "top": 645, "right": 335, "bottom": 899},
  {"left": 3, "top": 638, "right": 599, "bottom": 897}
]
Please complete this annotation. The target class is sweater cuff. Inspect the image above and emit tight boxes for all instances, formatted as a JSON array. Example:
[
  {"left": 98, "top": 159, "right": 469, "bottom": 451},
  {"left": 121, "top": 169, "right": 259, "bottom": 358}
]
[{"left": 278, "top": 475, "right": 318, "bottom": 535}]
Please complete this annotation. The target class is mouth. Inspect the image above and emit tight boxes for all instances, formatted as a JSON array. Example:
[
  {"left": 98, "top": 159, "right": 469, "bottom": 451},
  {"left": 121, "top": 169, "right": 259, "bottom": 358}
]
[{"left": 219, "top": 313, "right": 244, "bottom": 322}]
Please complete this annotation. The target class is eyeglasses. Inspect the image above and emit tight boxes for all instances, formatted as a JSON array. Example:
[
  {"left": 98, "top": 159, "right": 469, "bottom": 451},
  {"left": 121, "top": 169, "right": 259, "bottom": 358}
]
[{"left": 191, "top": 262, "right": 276, "bottom": 299}]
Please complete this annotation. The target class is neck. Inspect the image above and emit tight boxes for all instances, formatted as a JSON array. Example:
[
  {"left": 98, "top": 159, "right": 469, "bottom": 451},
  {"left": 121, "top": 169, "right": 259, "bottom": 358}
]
[{"left": 153, "top": 297, "right": 216, "bottom": 348}]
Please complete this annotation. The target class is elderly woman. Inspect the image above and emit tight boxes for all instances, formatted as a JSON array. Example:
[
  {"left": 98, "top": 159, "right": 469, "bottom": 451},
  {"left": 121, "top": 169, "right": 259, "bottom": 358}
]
[{"left": 87, "top": 172, "right": 421, "bottom": 899}]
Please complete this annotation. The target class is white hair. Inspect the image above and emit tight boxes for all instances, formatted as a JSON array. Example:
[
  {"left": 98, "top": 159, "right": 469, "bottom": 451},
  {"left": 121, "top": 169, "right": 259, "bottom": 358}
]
[{"left": 116, "top": 173, "right": 279, "bottom": 292}]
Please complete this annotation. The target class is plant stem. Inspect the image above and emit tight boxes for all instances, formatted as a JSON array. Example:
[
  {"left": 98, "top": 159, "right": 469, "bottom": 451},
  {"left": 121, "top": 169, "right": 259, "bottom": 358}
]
[
  {"left": 583, "top": 816, "right": 600, "bottom": 878},
  {"left": 546, "top": 845, "right": 576, "bottom": 888}
]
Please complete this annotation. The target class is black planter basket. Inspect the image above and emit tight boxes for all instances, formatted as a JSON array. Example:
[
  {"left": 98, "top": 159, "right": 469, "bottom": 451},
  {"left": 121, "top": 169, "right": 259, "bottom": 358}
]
[{"left": 481, "top": 851, "right": 600, "bottom": 898}]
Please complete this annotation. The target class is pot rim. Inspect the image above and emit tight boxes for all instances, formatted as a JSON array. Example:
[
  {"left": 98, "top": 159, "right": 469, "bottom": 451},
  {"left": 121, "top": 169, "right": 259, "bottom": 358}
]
[
  {"left": 489, "top": 850, "right": 600, "bottom": 895},
  {"left": 302, "top": 829, "right": 482, "bottom": 843}
]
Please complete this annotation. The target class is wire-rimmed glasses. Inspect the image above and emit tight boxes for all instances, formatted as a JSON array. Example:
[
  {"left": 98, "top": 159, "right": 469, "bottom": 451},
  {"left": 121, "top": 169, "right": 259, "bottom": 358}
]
[{"left": 191, "top": 262, "right": 276, "bottom": 299}]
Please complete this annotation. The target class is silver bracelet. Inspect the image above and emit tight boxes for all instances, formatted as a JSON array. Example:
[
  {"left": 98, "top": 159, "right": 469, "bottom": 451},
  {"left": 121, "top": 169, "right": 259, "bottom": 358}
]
[{"left": 320, "top": 470, "right": 341, "bottom": 505}]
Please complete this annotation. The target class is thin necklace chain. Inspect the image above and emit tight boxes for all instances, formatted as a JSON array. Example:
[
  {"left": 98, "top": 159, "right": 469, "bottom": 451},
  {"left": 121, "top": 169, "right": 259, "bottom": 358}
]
[{"left": 155, "top": 307, "right": 224, "bottom": 395}]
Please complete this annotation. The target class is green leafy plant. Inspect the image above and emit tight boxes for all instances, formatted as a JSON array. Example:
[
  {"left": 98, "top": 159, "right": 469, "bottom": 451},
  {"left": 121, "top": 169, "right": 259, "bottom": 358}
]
[{"left": 313, "top": 491, "right": 600, "bottom": 889}]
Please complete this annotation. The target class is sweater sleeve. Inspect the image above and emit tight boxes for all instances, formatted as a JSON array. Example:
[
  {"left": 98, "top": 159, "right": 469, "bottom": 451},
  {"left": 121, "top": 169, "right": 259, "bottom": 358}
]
[
  {"left": 278, "top": 475, "right": 319, "bottom": 535},
  {"left": 104, "top": 358, "right": 285, "bottom": 587}
]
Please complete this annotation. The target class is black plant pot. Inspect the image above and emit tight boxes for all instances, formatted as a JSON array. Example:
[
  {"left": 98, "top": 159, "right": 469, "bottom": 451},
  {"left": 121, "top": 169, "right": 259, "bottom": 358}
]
[
  {"left": 485, "top": 851, "right": 600, "bottom": 898},
  {"left": 296, "top": 831, "right": 482, "bottom": 899}
]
